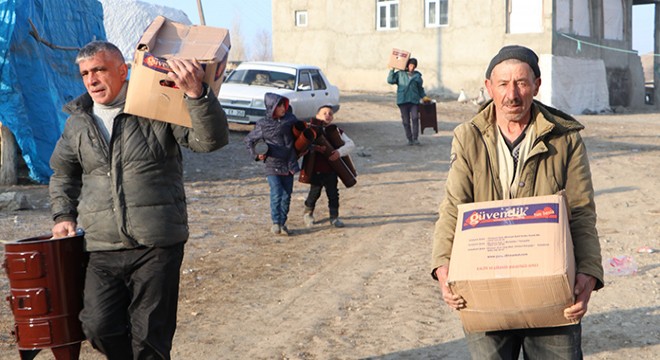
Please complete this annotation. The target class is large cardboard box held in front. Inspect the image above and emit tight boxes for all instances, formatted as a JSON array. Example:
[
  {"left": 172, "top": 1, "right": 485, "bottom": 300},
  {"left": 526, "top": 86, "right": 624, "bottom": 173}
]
[
  {"left": 448, "top": 193, "right": 578, "bottom": 333},
  {"left": 125, "top": 16, "right": 231, "bottom": 127},
  {"left": 388, "top": 48, "right": 410, "bottom": 70}
]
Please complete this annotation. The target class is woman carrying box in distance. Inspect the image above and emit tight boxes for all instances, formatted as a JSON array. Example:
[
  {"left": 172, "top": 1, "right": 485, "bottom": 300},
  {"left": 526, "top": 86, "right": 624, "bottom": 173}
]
[{"left": 387, "top": 57, "right": 426, "bottom": 146}]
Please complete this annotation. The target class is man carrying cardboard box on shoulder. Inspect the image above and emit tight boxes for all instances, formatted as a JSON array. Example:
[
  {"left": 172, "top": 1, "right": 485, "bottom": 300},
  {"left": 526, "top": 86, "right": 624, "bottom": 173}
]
[
  {"left": 49, "top": 40, "right": 228, "bottom": 359},
  {"left": 431, "top": 45, "right": 604, "bottom": 359}
]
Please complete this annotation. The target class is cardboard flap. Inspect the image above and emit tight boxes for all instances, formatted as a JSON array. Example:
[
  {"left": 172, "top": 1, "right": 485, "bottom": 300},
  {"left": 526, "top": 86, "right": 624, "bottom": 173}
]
[
  {"left": 137, "top": 15, "right": 167, "bottom": 51},
  {"left": 137, "top": 16, "right": 230, "bottom": 62},
  {"left": 179, "top": 27, "right": 229, "bottom": 60}
]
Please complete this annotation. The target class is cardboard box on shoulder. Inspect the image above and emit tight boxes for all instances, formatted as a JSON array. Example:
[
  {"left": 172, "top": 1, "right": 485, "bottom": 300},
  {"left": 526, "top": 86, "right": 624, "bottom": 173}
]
[
  {"left": 388, "top": 48, "right": 410, "bottom": 70},
  {"left": 448, "top": 192, "right": 577, "bottom": 333},
  {"left": 125, "top": 16, "right": 231, "bottom": 127}
]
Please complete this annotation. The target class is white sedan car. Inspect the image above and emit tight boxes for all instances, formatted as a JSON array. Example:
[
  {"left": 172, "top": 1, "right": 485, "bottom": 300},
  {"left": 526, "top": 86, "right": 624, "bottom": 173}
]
[{"left": 218, "top": 62, "right": 340, "bottom": 125}]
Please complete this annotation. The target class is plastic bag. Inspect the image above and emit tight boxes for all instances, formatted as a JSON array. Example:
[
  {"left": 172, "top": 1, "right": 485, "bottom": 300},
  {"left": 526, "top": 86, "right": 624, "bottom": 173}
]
[{"left": 603, "top": 255, "right": 638, "bottom": 276}]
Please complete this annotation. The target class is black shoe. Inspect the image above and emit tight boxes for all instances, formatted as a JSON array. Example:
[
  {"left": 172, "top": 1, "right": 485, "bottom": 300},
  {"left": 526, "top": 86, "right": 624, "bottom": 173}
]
[{"left": 330, "top": 218, "right": 345, "bottom": 228}]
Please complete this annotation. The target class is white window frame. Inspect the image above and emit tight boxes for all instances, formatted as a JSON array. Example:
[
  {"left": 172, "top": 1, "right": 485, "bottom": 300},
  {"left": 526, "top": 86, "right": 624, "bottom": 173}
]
[
  {"left": 425, "top": 0, "right": 448, "bottom": 27},
  {"left": 377, "top": 0, "right": 399, "bottom": 30},
  {"left": 295, "top": 10, "right": 308, "bottom": 27}
]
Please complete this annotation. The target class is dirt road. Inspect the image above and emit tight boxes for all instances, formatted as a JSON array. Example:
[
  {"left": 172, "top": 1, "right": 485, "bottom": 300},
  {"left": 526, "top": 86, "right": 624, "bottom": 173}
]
[{"left": 1, "top": 93, "right": 659, "bottom": 359}]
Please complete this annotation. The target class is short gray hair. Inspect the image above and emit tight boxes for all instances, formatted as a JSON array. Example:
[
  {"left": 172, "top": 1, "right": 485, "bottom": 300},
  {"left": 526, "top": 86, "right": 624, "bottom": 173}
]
[{"left": 76, "top": 41, "right": 125, "bottom": 64}]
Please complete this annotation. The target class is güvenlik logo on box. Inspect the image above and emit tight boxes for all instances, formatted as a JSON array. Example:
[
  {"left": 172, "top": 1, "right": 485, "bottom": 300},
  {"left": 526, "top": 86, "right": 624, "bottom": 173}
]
[{"left": 462, "top": 203, "right": 559, "bottom": 230}]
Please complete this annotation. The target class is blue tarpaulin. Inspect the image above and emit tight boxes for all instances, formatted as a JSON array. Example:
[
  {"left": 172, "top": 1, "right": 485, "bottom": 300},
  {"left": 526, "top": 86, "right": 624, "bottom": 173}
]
[{"left": 0, "top": 0, "right": 105, "bottom": 183}]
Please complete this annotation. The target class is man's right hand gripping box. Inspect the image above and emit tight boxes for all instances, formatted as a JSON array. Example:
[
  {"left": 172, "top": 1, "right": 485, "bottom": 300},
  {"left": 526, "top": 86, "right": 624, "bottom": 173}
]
[{"left": 448, "top": 192, "right": 578, "bottom": 333}]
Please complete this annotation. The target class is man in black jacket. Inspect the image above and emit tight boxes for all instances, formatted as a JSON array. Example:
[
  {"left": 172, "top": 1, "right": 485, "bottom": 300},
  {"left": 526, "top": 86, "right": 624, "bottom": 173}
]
[{"left": 49, "top": 41, "right": 228, "bottom": 359}]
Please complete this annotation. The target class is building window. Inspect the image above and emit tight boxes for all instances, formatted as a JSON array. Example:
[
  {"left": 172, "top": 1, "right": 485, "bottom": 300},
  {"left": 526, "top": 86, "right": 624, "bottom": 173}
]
[
  {"left": 377, "top": 0, "right": 399, "bottom": 30},
  {"left": 508, "top": 0, "right": 543, "bottom": 34},
  {"left": 295, "top": 10, "right": 308, "bottom": 27},
  {"left": 603, "top": 0, "right": 623, "bottom": 40},
  {"left": 556, "top": 0, "right": 591, "bottom": 37},
  {"left": 425, "top": 0, "right": 448, "bottom": 27}
]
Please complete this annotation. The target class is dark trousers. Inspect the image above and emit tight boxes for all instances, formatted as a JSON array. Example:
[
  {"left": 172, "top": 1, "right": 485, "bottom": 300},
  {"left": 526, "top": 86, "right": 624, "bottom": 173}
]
[
  {"left": 79, "top": 243, "right": 185, "bottom": 360},
  {"left": 304, "top": 172, "right": 339, "bottom": 218},
  {"left": 465, "top": 324, "right": 583, "bottom": 360},
  {"left": 398, "top": 102, "right": 420, "bottom": 141}
]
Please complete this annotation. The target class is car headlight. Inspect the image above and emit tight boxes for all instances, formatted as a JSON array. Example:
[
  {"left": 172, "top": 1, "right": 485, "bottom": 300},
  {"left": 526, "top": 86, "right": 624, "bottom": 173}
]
[{"left": 252, "top": 99, "right": 265, "bottom": 108}]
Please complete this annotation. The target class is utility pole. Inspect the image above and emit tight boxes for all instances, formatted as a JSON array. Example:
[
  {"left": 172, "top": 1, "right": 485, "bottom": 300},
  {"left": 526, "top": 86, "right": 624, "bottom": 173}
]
[{"left": 197, "top": 0, "right": 206, "bottom": 25}]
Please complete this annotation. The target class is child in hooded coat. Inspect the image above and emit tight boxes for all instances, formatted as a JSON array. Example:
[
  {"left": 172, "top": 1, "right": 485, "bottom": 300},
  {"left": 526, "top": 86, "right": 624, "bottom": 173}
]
[{"left": 245, "top": 93, "right": 300, "bottom": 235}]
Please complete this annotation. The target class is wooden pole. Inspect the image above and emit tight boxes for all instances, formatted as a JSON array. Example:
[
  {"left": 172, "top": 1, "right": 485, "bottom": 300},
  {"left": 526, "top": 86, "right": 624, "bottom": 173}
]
[
  {"left": 196, "top": 0, "right": 206, "bottom": 25},
  {"left": 0, "top": 121, "right": 18, "bottom": 185}
]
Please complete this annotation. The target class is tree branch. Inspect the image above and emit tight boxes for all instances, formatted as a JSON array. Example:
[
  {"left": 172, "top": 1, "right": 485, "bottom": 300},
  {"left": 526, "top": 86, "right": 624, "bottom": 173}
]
[{"left": 28, "top": 18, "right": 81, "bottom": 51}]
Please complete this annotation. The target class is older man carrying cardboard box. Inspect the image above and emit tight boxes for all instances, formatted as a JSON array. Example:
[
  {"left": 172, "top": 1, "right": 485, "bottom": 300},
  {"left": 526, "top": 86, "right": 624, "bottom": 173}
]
[{"left": 431, "top": 45, "right": 603, "bottom": 359}]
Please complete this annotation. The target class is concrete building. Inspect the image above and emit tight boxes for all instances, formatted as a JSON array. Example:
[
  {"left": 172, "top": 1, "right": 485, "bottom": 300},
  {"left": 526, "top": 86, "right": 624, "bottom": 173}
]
[{"left": 272, "top": 0, "right": 650, "bottom": 114}]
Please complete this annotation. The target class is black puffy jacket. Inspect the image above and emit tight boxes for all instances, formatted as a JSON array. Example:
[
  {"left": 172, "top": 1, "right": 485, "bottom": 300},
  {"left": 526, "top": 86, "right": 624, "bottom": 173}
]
[{"left": 49, "top": 86, "right": 228, "bottom": 251}]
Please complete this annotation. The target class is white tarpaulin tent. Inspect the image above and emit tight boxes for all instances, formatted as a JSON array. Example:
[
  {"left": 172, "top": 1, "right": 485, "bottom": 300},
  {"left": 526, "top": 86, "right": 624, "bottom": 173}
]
[
  {"left": 100, "top": 0, "right": 192, "bottom": 61},
  {"left": 537, "top": 55, "right": 610, "bottom": 115}
]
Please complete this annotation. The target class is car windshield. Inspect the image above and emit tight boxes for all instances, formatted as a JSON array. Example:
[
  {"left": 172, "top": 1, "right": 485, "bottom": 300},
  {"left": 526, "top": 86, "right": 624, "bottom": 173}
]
[{"left": 226, "top": 69, "right": 296, "bottom": 89}]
